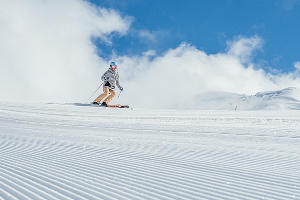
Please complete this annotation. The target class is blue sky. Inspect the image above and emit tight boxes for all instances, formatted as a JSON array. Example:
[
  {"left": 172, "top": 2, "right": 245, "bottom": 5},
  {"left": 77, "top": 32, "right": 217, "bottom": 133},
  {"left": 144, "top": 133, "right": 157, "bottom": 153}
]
[{"left": 89, "top": 0, "right": 300, "bottom": 73}]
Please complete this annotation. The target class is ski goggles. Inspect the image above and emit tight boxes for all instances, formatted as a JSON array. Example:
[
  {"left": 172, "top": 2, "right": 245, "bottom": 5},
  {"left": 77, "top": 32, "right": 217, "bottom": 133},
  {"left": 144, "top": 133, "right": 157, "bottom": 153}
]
[{"left": 111, "top": 65, "right": 117, "bottom": 69}]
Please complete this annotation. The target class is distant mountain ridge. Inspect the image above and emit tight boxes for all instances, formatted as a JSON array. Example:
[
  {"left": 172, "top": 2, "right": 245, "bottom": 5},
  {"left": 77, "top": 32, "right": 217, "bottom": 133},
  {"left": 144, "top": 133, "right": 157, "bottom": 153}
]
[
  {"left": 248, "top": 87, "right": 300, "bottom": 110},
  {"left": 190, "top": 87, "right": 300, "bottom": 110}
]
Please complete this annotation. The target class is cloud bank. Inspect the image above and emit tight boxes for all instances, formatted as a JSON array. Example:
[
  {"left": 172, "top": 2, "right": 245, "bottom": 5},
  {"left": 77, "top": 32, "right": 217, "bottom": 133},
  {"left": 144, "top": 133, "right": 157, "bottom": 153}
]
[
  {"left": 0, "top": 0, "right": 130, "bottom": 102},
  {"left": 115, "top": 35, "right": 300, "bottom": 108},
  {"left": 116, "top": 38, "right": 300, "bottom": 108},
  {"left": 1, "top": 0, "right": 300, "bottom": 108}
]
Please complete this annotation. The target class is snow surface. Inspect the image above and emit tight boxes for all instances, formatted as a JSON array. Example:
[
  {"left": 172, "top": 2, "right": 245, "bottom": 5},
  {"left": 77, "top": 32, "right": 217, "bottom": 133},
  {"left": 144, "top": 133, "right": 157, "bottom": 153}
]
[{"left": 0, "top": 102, "right": 300, "bottom": 200}]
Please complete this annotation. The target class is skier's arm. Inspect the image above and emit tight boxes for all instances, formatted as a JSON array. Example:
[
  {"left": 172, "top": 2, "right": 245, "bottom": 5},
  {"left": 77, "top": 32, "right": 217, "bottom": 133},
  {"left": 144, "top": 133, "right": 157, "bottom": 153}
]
[
  {"left": 101, "top": 71, "right": 108, "bottom": 81},
  {"left": 115, "top": 73, "right": 123, "bottom": 90}
]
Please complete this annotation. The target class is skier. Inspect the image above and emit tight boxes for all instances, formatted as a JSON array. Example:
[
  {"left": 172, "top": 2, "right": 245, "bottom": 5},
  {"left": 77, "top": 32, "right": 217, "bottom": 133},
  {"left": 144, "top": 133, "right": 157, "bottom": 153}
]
[{"left": 93, "top": 62, "right": 123, "bottom": 107}]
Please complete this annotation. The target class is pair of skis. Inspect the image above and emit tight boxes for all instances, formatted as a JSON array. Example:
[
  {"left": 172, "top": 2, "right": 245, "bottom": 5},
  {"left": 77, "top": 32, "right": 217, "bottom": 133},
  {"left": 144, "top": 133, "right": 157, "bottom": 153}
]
[
  {"left": 91, "top": 103, "right": 129, "bottom": 108},
  {"left": 107, "top": 104, "right": 129, "bottom": 108}
]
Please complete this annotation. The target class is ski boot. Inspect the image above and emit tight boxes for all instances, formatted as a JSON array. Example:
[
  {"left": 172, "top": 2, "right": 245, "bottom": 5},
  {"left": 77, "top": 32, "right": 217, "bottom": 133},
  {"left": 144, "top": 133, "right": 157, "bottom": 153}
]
[{"left": 101, "top": 102, "right": 108, "bottom": 107}]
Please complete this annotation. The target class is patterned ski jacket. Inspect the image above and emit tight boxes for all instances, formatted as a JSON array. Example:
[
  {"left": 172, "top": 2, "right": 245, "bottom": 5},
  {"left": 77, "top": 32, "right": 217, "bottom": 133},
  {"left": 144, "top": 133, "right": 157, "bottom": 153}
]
[{"left": 101, "top": 67, "right": 122, "bottom": 90}]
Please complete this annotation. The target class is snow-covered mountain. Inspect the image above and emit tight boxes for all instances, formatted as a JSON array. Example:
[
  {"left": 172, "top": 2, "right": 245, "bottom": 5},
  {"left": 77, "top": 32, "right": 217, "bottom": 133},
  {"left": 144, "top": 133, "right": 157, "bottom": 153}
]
[{"left": 191, "top": 87, "right": 300, "bottom": 110}]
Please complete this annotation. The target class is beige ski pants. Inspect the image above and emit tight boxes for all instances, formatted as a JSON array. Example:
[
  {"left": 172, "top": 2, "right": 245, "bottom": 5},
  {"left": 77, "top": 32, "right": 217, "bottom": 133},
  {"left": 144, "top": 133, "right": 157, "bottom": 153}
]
[{"left": 94, "top": 88, "right": 116, "bottom": 104}]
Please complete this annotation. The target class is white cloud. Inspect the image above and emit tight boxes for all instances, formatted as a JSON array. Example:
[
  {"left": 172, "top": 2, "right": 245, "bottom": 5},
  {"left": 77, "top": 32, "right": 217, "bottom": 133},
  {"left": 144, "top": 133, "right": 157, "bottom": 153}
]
[
  {"left": 227, "top": 36, "right": 263, "bottom": 63},
  {"left": 294, "top": 61, "right": 300, "bottom": 71},
  {"left": 136, "top": 29, "right": 168, "bottom": 46},
  {"left": 0, "top": 0, "right": 130, "bottom": 102},
  {"left": 116, "top": 37, "right": 300, "bottom": 108},
  {"left": 138, "top": 30, "right": 157, "bottom": 42}
]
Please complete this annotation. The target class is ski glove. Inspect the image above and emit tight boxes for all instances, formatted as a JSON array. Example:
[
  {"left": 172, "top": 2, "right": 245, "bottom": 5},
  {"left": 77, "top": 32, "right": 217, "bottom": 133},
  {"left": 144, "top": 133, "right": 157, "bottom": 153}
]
[{"left": 120, "top": 87, "right": 123, "bottom": 91}]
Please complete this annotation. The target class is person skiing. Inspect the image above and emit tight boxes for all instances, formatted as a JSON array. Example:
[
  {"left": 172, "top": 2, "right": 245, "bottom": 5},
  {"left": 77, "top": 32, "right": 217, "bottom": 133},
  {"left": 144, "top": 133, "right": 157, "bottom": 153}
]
[{"left": 93, "top": 62, "right": 123, "bottom": 107}]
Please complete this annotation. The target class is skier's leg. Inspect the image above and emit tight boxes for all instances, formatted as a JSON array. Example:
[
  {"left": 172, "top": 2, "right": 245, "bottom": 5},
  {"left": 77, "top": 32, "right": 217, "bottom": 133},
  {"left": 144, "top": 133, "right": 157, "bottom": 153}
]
[
  {"left": 103, "top": 89, "right": 116, "bottom": 104},
  {"left": 93, "top": 87, "right": 109, "bottom": 103}
]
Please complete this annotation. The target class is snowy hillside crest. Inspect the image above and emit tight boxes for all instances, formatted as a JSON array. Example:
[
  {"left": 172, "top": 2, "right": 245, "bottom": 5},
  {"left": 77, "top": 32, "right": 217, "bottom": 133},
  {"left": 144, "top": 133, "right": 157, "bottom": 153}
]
[{"left": 190, "top": 87, "right": 300, "bottom": 110}]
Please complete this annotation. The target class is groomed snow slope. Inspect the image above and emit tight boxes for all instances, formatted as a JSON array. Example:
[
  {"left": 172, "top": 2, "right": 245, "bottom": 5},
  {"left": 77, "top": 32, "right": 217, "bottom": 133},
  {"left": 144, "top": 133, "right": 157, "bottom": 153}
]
[{"left": 0, "top": 102, "right": 300, "bottom": 200}]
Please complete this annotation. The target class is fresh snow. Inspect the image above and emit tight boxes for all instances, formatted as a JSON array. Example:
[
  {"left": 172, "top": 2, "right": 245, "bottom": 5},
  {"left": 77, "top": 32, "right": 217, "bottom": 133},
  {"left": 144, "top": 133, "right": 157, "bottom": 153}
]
[{"left": 0, "top": 102, "right": 300, "bottom": 200}]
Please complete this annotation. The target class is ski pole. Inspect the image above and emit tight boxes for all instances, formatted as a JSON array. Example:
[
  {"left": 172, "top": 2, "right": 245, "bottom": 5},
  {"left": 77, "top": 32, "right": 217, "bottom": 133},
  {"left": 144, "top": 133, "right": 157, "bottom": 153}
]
[
  {"left": 88, "top": 83, "right": 103, "bottom": 101},
  {"left": 118, "top": 90, "right": 122, "bottom": 99}
]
